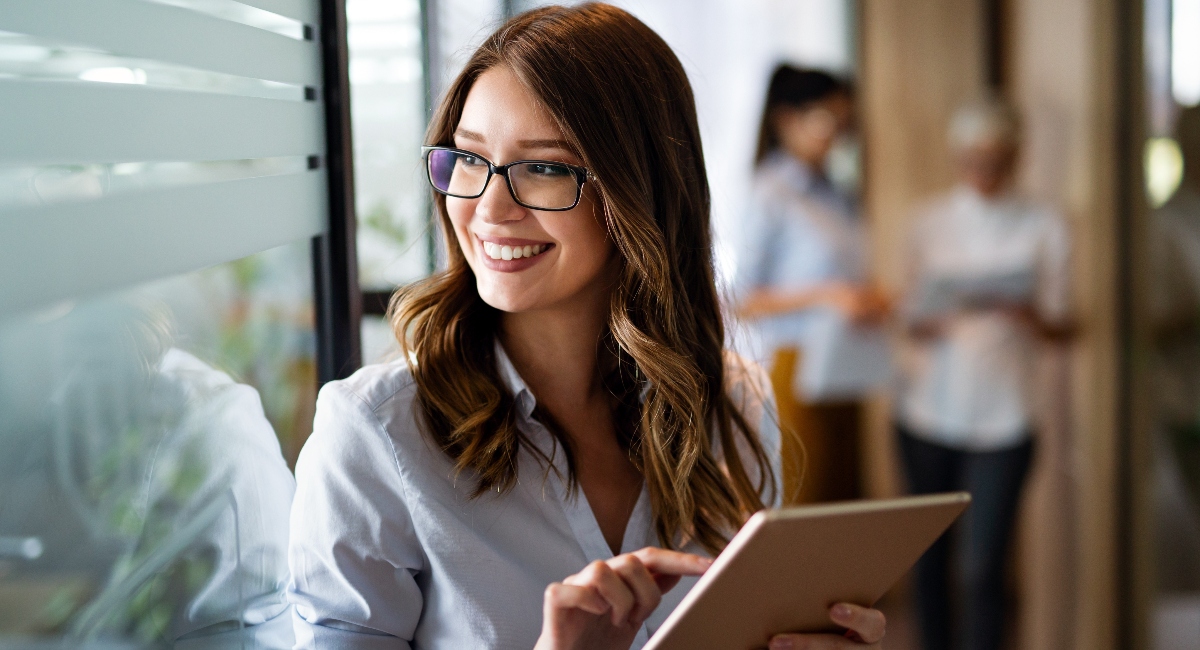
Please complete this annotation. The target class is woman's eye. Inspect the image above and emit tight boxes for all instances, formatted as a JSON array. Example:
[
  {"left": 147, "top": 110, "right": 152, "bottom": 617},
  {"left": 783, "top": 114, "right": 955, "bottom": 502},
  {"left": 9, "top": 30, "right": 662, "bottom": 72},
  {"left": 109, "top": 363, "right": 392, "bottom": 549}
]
[
  {"left": 460, "top": 155, "right": 486, "bottom": 167},
  {"left": 528, "top": 163, "right": 570, "bottom": 177}
]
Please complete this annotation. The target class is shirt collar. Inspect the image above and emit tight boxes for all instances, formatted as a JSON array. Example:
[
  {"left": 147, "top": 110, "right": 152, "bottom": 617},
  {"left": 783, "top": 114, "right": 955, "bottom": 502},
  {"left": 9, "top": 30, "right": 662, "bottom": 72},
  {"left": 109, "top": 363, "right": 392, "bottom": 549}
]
[
  {"left": 955, "top": 183, "right": 1019, "bottom": 210},
  {"left": 494, "top": 339, "right": 537, "bottom": 419},
  {"left": 494, "top": 339, "right": 652, "bottom": 417}
]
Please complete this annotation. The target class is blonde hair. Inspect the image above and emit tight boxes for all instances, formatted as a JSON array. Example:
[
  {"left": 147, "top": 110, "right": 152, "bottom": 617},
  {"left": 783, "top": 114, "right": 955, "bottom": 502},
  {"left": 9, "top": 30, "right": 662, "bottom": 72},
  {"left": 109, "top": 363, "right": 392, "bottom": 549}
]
[{"left": 948, "top": 96, "right": 1022, "bottom": 152}]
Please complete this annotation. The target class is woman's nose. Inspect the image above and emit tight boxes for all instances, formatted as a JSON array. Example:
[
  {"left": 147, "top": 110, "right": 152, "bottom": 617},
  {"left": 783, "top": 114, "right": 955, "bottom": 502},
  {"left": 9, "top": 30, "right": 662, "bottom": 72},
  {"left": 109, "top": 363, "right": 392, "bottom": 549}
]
[{"left": 475, "top": 173, "right": 525, "bottom": 225}]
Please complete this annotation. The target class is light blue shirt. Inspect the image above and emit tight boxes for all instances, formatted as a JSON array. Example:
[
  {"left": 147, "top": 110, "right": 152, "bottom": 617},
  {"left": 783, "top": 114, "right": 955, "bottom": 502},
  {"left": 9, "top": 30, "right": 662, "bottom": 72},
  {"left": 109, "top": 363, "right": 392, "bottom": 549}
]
[
  {"left": 735, "top": 152, "right": 869, "bottom": 393},
  {"left": 286, "top": 343, "right": 780, "bottom": 649}
]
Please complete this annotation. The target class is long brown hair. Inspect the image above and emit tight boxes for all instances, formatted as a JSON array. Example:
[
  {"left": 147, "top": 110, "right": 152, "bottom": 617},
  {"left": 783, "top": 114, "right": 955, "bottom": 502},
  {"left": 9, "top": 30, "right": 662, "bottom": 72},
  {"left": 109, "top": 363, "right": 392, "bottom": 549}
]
[{"left": 389, "top": 3, "right": 775, "bottom": 554}]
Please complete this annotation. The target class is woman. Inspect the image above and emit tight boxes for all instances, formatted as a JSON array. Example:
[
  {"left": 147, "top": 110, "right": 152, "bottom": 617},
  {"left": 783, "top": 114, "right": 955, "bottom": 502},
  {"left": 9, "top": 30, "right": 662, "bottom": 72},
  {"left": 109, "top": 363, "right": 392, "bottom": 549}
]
[
  {"left": 287, "top": 4, "right": 886, "bottom": 650},
  {"left": 896, "top": 98, "right": 1072, "bottom": 650},
  {"left": 737, "top": 66, "right": 888, "bottom": 503}
]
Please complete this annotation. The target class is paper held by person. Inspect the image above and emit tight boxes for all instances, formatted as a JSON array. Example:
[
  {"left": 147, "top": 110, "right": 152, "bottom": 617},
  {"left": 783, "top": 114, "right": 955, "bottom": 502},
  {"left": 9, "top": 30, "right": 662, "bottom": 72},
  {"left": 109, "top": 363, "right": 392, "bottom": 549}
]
[
  {"left": 906, "top": 269, "right": 1035, "bottom": 322},
  {"left": 797, "top": 307, "right": 893, "bottom": 401}
]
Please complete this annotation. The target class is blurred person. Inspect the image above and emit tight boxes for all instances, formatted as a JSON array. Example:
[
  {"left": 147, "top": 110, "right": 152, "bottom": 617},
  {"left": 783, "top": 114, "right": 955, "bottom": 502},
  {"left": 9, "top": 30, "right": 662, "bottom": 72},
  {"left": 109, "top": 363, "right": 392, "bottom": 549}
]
[
  {"left": 895, "top": 97, "right": 1073, "bottom": 650},
  {"left": 287, "top": 5, "right": 888, "bottom": 650},
  {"left": 1149, "top": 104, "right": 1200, "bottom": 599},
  {"left": 0, "top": 297, "right": 296, "bottom": 647},
  {"left": 737, "top": 65, "right": 888, "bottom": 503}
]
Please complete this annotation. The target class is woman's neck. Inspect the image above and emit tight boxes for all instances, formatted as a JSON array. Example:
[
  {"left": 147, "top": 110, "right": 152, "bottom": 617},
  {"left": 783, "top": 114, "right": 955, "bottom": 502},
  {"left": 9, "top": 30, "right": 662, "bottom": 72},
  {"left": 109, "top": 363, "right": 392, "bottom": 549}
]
[{"left": 499, "top": 289, "right": 611, "bottom": 414}]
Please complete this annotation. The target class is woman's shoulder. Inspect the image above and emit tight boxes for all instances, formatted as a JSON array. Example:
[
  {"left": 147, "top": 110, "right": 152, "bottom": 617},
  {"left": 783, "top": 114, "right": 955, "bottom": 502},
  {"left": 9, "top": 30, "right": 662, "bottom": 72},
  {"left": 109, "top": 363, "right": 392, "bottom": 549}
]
[
  {"left": 302, "top": 357, "right": 427, "bottom": 472},
  {"left": 324, "top": 356, "right": 419, "bottom": 415}
]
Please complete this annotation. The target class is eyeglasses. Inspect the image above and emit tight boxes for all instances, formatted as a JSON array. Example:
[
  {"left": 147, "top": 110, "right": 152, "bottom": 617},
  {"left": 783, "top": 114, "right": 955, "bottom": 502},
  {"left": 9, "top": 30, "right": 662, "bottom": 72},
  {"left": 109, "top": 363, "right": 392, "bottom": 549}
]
[{"left": 422, "top": 146, "right": 591, "bottom": 211}]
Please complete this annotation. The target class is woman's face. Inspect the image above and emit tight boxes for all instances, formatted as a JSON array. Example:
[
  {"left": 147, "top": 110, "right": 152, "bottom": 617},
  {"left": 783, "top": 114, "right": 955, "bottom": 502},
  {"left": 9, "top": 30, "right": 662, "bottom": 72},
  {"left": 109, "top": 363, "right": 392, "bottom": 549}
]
[
  {"left": 774, "top": 92, "right": 853, "bottom": 168},
  {"left": 447, "top": 66, "right": 614, "bottom": 314},
  {"left": 956, "top": 138, "right": 1018, "bottom": 197}
]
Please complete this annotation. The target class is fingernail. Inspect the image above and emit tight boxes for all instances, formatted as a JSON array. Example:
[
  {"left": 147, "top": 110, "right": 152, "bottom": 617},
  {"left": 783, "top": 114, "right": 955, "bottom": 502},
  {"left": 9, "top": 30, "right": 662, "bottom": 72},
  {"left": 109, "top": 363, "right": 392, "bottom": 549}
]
[
  {"left": 769, "top": 638, "right": 794, "bottom": 650},
  {"left": 831, "top": 603, "right": 852, "bottom": 620}
]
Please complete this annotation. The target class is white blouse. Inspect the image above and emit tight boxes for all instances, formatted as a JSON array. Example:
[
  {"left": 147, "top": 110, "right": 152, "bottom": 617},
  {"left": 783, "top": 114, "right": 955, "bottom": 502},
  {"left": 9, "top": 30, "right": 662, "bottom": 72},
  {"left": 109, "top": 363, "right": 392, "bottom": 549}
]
[
  {"left": 896, "top": 187, "right": 1072, "bottom": 449},
  {"left": 286, "top": 343, "right": 780, "bottom": 650}
]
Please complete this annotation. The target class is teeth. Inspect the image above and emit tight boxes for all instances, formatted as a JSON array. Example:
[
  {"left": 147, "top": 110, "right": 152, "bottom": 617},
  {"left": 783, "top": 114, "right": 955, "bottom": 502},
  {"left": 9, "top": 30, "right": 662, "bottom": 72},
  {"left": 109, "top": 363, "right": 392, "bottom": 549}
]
[{"left": 481, "top": 241, "right": 549, "bottom": 261}]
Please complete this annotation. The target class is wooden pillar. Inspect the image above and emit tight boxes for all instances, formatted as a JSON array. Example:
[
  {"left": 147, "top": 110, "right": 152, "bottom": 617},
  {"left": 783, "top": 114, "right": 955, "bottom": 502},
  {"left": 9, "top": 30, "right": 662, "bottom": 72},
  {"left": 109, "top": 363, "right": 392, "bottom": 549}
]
[
  {"left": 858, "top": 0, "right": 987, "bottom": 502},
  {"left": 860, "top": 1, "right": 1126, "bottom": 649}
]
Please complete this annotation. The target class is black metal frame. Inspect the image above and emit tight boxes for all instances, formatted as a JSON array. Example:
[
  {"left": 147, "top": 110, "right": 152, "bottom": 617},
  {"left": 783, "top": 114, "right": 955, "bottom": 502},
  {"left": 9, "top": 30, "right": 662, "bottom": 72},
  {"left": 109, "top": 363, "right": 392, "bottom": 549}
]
[
  {"left": 1113, "top": 0, "right": 1143, "bottom": 647},
  {"left": 313, "top": 0, "right": 363, "bottom": 383},
  {"left": 421, "top": 146, "right": 591, "bottom": 211}
]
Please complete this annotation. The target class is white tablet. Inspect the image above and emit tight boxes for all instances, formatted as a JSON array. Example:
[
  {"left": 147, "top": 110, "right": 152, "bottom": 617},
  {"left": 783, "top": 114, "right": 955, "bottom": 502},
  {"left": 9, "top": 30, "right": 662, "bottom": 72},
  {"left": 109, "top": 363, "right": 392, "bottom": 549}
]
[{"left": 644, "top": 492, "right": 971, "bottom": 650}]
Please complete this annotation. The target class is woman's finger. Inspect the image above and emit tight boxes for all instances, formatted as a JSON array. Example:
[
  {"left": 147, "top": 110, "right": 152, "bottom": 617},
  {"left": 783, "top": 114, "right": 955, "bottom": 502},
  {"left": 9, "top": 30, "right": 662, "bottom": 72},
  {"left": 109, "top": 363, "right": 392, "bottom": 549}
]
[
  {"left": 543, "top": 582, "right": 609, "bottom": 617},
  {"left": 607, "top": 553, "right": 662, "bottom": 624},
  {"left": 629, "top": 547, "right": 712, "bottom": 578},
  {"left": 829, "top": 602, "right": 886, "bottom": 644},
  {"left": 566, "top": 560, "right": 636, "bottom": 627}
]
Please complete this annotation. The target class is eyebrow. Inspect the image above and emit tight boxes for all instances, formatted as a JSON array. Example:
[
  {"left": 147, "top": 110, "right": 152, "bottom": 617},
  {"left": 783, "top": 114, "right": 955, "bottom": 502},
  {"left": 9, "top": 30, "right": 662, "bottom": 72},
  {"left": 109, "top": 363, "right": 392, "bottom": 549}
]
[{"left": 453, "top": 129, "right": 575, "bottom": 152}]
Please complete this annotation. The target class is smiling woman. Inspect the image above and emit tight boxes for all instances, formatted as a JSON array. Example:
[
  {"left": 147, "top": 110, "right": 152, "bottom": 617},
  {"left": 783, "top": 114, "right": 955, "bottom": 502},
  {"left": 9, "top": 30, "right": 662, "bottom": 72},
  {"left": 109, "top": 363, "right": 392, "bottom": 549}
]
[{"left": 286, "top": 4, "right": 886, "bottom": 650}]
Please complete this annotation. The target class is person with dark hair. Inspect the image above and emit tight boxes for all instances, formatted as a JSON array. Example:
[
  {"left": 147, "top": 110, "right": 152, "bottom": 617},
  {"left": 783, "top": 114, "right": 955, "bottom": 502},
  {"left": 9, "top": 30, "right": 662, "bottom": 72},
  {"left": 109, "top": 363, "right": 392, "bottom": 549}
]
[
  {"left": 286, "top": 5, "right": 886, "bottom": 650},
  {"left": 737, "top": 65, "right": 888, "bottom": 504}
]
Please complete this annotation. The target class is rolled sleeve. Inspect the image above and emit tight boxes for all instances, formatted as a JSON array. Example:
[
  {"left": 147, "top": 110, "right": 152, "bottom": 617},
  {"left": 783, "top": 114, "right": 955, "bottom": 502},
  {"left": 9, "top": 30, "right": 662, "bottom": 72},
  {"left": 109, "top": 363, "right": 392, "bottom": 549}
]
[{"left": 288, "top": 382, "right": 424, "bottom": 649}]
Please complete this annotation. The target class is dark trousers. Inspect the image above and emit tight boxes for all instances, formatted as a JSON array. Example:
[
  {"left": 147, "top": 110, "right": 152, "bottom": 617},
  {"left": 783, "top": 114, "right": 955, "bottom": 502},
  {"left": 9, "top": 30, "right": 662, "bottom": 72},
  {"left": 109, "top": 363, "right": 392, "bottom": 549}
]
[{"left": 897, "top": 426, "right": 1034, "bottom": 650}]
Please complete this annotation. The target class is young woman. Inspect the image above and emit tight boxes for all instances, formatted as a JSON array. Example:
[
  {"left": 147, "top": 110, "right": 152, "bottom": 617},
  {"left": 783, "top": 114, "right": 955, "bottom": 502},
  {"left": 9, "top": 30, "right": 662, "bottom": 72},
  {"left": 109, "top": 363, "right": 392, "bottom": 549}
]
[
  {"left": 287, "top": 5, "right": 886, "bottom": 649},
  {"left": 737, "top": 67, "right": 888, "bottom": 504}
]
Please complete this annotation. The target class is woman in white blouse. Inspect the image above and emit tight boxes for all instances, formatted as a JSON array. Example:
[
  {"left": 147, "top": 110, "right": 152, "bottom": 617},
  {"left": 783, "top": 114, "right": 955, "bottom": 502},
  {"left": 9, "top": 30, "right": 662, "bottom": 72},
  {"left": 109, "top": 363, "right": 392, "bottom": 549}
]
[
  {"left": 287, "top": 4, "right": 886, "bottom": 650},
  {"left": 896, "top": 98, "right": 1072, "bottom": 650}
]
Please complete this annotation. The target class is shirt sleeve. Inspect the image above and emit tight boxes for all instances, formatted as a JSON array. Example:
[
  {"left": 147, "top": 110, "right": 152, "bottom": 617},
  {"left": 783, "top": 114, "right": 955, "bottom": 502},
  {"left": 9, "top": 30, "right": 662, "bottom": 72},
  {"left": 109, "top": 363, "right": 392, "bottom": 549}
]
[
  {"left": 1035, "top": 211, "right": 1073, "bottom": 325},
  {"left": 288, "top": 381, "right": 424, "bottom": 650},
  {"left": 732, "top": 188, "right": 782, "bottom": 298}
]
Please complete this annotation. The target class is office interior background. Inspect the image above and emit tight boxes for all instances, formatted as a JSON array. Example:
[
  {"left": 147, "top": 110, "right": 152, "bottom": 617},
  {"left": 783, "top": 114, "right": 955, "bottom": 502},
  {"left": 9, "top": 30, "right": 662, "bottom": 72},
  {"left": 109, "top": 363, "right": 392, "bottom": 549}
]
[{"left": 0, "top": 0, "right": 1197, "bottom": 648}]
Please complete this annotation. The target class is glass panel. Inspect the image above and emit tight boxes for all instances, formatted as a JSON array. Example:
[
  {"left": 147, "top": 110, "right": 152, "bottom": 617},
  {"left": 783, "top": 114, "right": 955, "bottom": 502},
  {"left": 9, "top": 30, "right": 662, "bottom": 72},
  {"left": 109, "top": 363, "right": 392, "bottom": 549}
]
[
  {"left": 0, "top": 29, "right": 307, "bottom": 101},
  {"left": 1143, "top": 0, "right": 1200, "bottom": 647},
  {"left": 0, "top": 240, "right": 313, "bottom": 647},
  {"left": 348, "top": 0, "right": 430, "bottom": 290}
]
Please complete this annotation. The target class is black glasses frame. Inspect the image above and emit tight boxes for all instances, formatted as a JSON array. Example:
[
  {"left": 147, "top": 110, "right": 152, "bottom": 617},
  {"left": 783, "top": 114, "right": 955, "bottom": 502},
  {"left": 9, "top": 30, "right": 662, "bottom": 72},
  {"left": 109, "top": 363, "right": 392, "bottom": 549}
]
[{"left": 421, "top": 146, "right": 591, "bottom": 211}]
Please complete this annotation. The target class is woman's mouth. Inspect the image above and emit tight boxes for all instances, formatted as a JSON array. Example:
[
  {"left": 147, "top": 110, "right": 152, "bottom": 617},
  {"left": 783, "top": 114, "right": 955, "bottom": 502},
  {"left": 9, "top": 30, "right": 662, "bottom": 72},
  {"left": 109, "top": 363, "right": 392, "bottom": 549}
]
[
  {"left": 482, "top": 241, "right": 552, "bottom": 261},
  {"left": 476, "top": 236, "right": 555, "bottom": 272}
]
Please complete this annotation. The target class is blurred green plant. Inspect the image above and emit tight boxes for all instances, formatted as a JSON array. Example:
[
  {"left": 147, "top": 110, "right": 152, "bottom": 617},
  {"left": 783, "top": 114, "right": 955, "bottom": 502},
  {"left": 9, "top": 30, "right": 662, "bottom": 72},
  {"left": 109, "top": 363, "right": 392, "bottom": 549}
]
[{"left": 361, "top": 200, "right": 409, "bottom": 247}]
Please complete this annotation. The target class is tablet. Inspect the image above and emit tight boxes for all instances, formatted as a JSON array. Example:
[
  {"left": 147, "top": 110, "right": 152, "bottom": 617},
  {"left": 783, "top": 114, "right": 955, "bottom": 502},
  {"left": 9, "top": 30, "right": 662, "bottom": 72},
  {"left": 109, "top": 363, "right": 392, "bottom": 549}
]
[{"left": 643, "top": 492, "right": 971, "bottom": 650}]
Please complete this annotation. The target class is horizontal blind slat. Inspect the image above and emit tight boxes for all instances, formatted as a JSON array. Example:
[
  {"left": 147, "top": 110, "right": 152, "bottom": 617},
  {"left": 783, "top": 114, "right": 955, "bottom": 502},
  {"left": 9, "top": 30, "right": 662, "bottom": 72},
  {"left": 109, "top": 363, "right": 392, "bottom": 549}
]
[
  {"left": 239, "top": 0, "right": 320, "bottom": 25},
  {"left": 0, "top": 82, "right": 325, "bottom": 164},
  {"left": 0, "top": 172, "right": 328, "bottom": 317},
  {"left": 0, "top": 0, "right": 321, "bottom": 86}
]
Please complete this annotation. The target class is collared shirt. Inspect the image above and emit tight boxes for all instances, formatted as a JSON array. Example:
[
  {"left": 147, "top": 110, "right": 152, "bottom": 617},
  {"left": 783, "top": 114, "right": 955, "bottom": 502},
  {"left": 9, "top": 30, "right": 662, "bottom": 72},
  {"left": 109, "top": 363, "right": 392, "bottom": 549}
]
[
  {"left": 896, "top": 186, "right": 1071, "bottom": 450},
  {"left": 286, "top": 343, "right": 780, "bottom": 650},
  {"left": 735, "top": 152, "right": 870, "bottom": 394}
]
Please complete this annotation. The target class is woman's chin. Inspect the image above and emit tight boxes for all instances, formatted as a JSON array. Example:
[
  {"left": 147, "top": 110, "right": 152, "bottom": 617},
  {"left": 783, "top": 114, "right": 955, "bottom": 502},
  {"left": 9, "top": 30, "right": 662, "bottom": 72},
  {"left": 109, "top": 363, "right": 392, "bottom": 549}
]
[{"left": 475, "top": 285, "right": 544, "bottom": 314}]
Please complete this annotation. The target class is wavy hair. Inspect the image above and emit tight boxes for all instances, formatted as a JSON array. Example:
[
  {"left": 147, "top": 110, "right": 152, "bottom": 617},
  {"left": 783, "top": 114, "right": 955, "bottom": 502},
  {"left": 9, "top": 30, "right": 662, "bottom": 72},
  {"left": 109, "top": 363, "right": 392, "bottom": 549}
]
[{"left": 389, "top": 2, "right": 775, "bottom": 554}]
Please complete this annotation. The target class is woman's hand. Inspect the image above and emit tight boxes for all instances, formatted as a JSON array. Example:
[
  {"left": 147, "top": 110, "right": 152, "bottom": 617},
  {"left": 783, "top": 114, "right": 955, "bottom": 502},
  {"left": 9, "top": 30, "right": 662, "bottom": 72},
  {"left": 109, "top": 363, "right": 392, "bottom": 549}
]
[
  {"left": 822, "top": 283, "right": 891, "bottom": 325},
  {"left": 768, "top": 603, "right": 887, "bottom": 649},
  {"left": 533, "top": 548, "right": 711, "bottom": 650},
  {"left": 739, "top": 283, "right": 891, "bottom": 324}
]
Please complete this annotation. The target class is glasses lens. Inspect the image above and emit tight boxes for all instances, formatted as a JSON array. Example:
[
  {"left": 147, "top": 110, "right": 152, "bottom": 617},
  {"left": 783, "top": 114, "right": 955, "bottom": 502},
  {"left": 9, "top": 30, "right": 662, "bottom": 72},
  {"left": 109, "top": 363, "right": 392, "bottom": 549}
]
[
  {"left": 427, "top": 149, "right": 489, "bottom": 197},
  {"left": 509, "top": 162, "right": 580, "bottom": 209}
]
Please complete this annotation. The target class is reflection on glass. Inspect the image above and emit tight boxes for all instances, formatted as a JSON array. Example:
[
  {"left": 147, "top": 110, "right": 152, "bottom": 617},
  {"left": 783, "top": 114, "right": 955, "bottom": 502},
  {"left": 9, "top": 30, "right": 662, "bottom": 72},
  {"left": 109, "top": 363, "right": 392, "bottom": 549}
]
[
  {"left": 146, "top": 0, "right": 307, "bottom": 40},
  {"left": 0, "top": 30, "right": 306, "bottom": 101},
  {"left": 0, "top": 157, "right": 312, "bottom": 210},
  {"left": 0, "top": 241, "right": 313, "bottom": 647}
]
